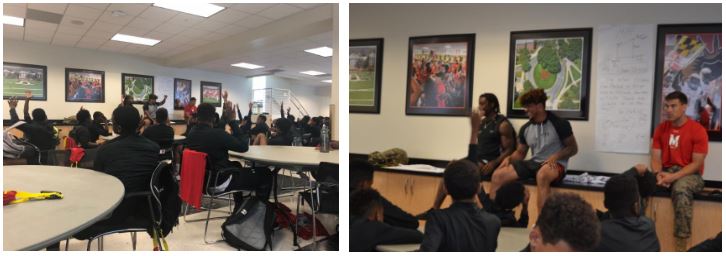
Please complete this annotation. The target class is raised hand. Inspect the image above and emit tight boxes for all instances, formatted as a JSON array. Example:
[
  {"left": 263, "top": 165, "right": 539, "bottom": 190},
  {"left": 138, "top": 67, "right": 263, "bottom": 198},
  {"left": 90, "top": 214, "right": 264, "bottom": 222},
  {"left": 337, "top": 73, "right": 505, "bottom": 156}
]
[
  {"left": 8, "top": 97, "right": 18, "bottom": 109},
  {"left": 24, "top": 90, "right": 32, "bottom": 100}
]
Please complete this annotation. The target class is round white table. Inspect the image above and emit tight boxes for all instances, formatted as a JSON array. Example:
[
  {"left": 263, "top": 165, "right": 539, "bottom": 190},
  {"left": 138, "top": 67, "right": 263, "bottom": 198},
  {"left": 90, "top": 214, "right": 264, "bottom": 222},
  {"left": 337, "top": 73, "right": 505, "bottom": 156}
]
[
  {"left": 228, "top": 145, "right": 338, "bottom": 167},
  {"left": 375, "top": 227, "right": 531, "bottom": 252},
  {"left": 3, "top": 165, "right": 125, "bottom": 251}
]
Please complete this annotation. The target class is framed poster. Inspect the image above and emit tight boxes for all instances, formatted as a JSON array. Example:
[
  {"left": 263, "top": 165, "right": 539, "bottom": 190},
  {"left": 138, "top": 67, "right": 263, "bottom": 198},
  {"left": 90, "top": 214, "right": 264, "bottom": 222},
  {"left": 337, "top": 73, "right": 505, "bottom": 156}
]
[
  {"left": 200, "top": 81, "right": 222, "bottom": 107},
  {"left": 653, "top": 23, "right": 721, "bottom": 141},
  {"left": 406, "top": 34, "right": 475, "bottom": 116},
  {"left": 65, "top": 68, "right": 105, "bottom": 103},
  {"left": 3, "top": 62, "right": 47, "bottom": 100},
  {"left": 174, "top": 78, "right": 192, "bottom": 110},
  {"left": 507, "top": 28, "right": 592, "bottom": 120},
  {"left": 350, "top": 38, "right": 383, "bottom": 114},
  {"left": 122, "top": 73, "right": 154, "bottom": 104}
]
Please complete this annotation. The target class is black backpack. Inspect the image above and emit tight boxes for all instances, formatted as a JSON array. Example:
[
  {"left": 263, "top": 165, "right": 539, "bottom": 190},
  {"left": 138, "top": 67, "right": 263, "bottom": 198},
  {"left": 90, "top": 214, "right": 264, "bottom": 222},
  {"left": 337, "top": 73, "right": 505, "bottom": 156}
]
[{"left": 222, "top": 196, "right": 275, "bottom": 250}]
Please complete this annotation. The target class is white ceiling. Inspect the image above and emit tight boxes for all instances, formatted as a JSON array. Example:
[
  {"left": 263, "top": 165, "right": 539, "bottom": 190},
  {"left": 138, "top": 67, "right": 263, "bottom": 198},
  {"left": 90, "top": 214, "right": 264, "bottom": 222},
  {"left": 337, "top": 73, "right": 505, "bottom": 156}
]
[{"left": 3, "top": 3, "right": 333, "bottom": 85}]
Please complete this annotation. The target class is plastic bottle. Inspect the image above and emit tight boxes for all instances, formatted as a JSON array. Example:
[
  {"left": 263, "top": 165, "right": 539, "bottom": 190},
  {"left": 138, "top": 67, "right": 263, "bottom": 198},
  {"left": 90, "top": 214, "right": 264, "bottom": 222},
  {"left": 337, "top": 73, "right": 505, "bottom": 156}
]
[{"left": 320, "top": 123, "right": 330, "bottom": 153}]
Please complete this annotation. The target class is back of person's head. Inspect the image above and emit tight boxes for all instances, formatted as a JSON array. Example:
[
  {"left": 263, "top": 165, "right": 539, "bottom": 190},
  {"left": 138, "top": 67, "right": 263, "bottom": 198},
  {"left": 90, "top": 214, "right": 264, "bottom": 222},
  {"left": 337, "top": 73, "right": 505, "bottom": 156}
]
[
  {"left": 275, "top": 118, "right": 292, "bottom": 134},
  {"left": 258, "top": 114, "right": 267, "bottom": 123},
  {"left": 350, "top": 188, "right": 383, "bottom": 220},
  {"left": 350, "top": 159, "right": 374, "bottom": 190},
  {"left": 123, "top": 95, "right": 133, "bottom": 105},
  {"left": 495, "top": 181, "right": 525, "bottom": 210},
  {"left": 196, "top": 103, "right": 216, "bottom": 123},
  {"left": 535, "top": 193, "right": 600, "bottom": 252},
  {"left": 31, "top": 108, "right": 47, "bottom": 122},
  {"left": 637, "top": 171, "right": 657, "bottom": 199},
  {"left": 302, "top": 115, "right": 310, "bottom": 123},
  {"left": 92, "top": 111, "right": 104, "bottom": 121},
  {"left": 190, "top": 97, "right": 196, "bottom": 103},
  {"left": 76, "top": 109, "right": 91, "bottom": 124},
  {"left": 519, "top": 88, "right": 548, "bottom": 107},
  {"left": 287, "top": 114, "right": 295, "bottom": 123},
  {"left": 155, "top": 108, "right": 168, "bottom": 123},
  {"left": 112, "top": 105, "right": 141, "bottom": 135},
  {"left": 443, "top": 160, "right": 480, "bottom": 201},
  {"left": 604, "top": 174, "right": 639, "bottom": 216},
  {"left": 665, "top": 91, "right": 688, "bottom": 104}
]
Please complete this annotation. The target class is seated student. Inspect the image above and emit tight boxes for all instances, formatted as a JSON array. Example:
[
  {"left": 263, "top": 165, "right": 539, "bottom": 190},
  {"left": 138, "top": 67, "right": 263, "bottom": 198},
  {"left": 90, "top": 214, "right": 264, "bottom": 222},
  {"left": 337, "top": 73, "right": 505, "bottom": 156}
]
[
  {"left": 601, "top": 164, "right": 657, "bottom": 218},
  {"left": 307, "top": 117, "right": 322, "bottom": 145},
  {"left": 142, "top": 108, "right": 174, "bottom": 150},
  {"left": 184, "top": 97, "right": 197, "bottom": 122},
  {"left": 260, "top": 118, "right": 294, "bottom": 146},
  {"left": 350, "top": 188, "right": 424, "bottom": 252},
  {"left": 250, "top": 115, "right": 269, "bottom": 145},
  {"left": 489, "top": 88, "right": 578, "bottom": 211},
  {"left": 182, "top": 113, "right": 198, "bottom": 137},
  {"left": 91, "top": 111, "right": 111, "bottom": 142},
  {"left": 420, "top": 160, "right": 501, "bottom": 252},
  {"left": 350, "top": 159, "right": 418, "bottom": 229},
  {"left": 69, "top": 108, "right": 98, "bottom": 148},
  {"left": 186, "top": 103, "right": 273, "bottom": 210},
  {"left": 526, "top": 193, "right": 600, "bottom": 252},
  {"left": 481, "top": 181, "right": 529, "bottom": 228},
  {"left": 594, "top": 174, "right": 660, "bottom": 252},
  {"left": 688, "top": 232, "right": 721, "bottom": 252},
  {"left": 237, "top": 102, "right": 254, "bottom": 139},
  {"left": 6, "top": 95, "right": 58, "bottom": 164}
]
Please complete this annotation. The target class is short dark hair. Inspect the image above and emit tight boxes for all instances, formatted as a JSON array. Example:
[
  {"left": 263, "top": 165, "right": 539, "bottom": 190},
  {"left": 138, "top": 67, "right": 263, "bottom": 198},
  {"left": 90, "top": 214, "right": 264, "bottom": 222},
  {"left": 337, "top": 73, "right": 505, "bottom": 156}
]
[
  {"left": 155, "top": 108, "right": 168, "bottom": 123},
  {"left": 76, "top": 109, "right": 91, "bottom": 124},
  {"left": 112, "top": 105, "right": 141, "bottom": 135},
  {"left": 350, "top": 188, "right": 383, "bottom": 218},
  {"left": 196, "top": 103, "right": 216, "bottom": 123},
  {"left": 537, "top": 193, "right": 600, "bottom": 252},
  {"left": 480, "top": 93, "right": 501, "bottom": 113},
  {"left": 665, "top": 91, "right": 688, "bottom": 105},
  {"left": 443, "top": 160, "right": 480, "bottom": 200},
  {"left": 32, "top": 108, "right": 47, "bottom": 122},
  {"left": 190, "top": 97, "right": 196, "bottom": 101},
  {"left": 92, "top": 111, "right": 104, "bottom": 121},
  {"left": 519, "top": 88, "right": 548, "bottom": 107},
  {"left": 149, "top": 94, "right": 158, "bottom": 100},
  {"left": 350, "top": 159, "right": 374, "bottom": 189},
  {"left": 604, "top": 174, "right": 639, "bottom": 215},
  {"left": 495, "top": 182, "right": 525, "bottom": 210},
  {"left": 274, "top": 118, "right": 292, "bottom": 134},
  {"left": 258, "top": 115, "right": 267, "bottom": 122}
]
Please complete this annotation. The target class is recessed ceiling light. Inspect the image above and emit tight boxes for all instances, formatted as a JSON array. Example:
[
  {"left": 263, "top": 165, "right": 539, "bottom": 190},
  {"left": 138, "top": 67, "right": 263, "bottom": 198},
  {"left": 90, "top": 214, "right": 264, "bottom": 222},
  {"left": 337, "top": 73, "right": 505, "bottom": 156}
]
[
  {"left": 153, "top": 2, "right": 225, "bottom": 18},
  {"left": 322, "top": 80, "right": 332, "bottom": 83},
  {"left": 111, "top": 33, "right": 160, "bottom": 46},
  {"left": 231, "top": 62, "right": 264, "bottom": 70},
  {"left": 304, "top": 46, "right": 333, "bottom": 57},
  {"left": 300, "top": 70, "right": 326, "bottom": 76},
  {"left": 3, "top": 15, "right": 24, "bottom": 26}
]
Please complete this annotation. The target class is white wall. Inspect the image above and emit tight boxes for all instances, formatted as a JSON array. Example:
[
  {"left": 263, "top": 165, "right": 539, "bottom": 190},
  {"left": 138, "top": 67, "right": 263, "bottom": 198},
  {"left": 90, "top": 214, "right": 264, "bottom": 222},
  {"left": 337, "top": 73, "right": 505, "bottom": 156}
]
[{"left": 350, "top": 3, "right": 722, "bottom": 181}]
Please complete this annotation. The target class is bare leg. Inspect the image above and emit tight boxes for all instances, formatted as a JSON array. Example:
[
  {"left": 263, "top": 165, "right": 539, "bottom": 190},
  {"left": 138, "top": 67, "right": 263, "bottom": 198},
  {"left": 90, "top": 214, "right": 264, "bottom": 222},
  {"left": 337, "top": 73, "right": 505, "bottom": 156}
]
[
  {"left": 259, "top": 134, "right": 268, "bottom": 145},
  {"left": 536, "top": 166, "right": 560, "bottom": 212},
  {"left": 432, "top": 180, "right": 447, "bottom": 209},
  {"left": 489, "top": 165, "right": 519, "bottom": 201}
]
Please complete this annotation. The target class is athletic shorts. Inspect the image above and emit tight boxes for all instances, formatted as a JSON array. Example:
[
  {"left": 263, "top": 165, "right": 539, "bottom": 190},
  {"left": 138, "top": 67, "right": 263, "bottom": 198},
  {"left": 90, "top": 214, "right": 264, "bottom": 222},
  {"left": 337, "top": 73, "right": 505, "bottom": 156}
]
[{"left": 511, "top": 159, "right": 566, "bottom": 184}]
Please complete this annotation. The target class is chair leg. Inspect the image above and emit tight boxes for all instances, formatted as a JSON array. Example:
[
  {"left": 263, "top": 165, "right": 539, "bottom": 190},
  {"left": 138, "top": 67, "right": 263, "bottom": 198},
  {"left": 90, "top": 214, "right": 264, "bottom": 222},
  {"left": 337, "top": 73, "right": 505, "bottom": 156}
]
[
  {"left": 86, "top": 239, "right": 92, "bottom": 251},
  {"left": 64, "top": 238, "right": 70, "bottom": 251},
  {"left": 203, "top": 200, "right": 216, "bottom": 244},
  {"left": 131, "top": 232, "right": 137, "bottom": 251}
]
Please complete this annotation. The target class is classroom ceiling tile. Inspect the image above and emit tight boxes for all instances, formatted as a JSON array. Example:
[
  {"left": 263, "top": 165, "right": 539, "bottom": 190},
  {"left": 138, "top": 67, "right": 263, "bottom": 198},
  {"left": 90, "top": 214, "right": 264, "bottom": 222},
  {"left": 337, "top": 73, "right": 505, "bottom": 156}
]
[
  {"left": 60, "top": 15, "right": 94, "bottom": 32},
  {"left": 4, "top": 25, "right": 24, "bottom": 40},
  {"left": 193, "top": 19, "right": 228, "bottom": 32},
  {"left": 127, "top": 17, "right": 164, "bottom": 30},
  {"left": 27, "top": 3, "right": 67, "bottom": 15},
  {"left": 98, "top": 10, "right": 135, "bottom": 26},
  {"left": 64, "top": 5, "right": 104, "bottom": 20},
  {"left": 167, "top": 13, "right": 205, "bottom": 28},
  {"left": 55, "top": 25, "right": 87, "bottom": 37},
  {"left": 236, "top": 15, "right": 272, "bottom": 29},
  {"left": 77, "top": 36, "right": 109, "bottom": 46},
  {"left": 137, "top": 6, "right": 178, "bottom": 22},
  {"left": 154, "top": 22, "right": 187, "bottom": 34},
  {"left": 257, "top": 4, "right": 302, "bottom": 20},
  {"left": 89, "top": 20, "right": 123, "bottom": 33},
  {"left": 24, "top": 20, "right": 58, "bottom": 34},
  {"left": 77, "top": 3, "right": 109, "bottom": 11},
  {"left": 75, "top": 39, "right": 105, "bottom": 50},
  {"left": 84, "top": 29, "right": 115, "bottom": 40},
  {"left": 106, "top": 3, "right": 150, "bottom": 16},
  {"left": 51, "top": 34, "right": 81, "bottom": 47},
  {"left": 207, "top": 8, "right": 250, "bottom": 24},
  {"left": 24, "top": 31, "right": 53, "bottom": 44},
  {"left": 291, "top": 3, "right": 322, "bottom": 10},
  {"left": 229, "top": 3, "right": 275, "bottom": 14},
  {"left": 3, "top": 4, "right": 26, "bottom": 18}
]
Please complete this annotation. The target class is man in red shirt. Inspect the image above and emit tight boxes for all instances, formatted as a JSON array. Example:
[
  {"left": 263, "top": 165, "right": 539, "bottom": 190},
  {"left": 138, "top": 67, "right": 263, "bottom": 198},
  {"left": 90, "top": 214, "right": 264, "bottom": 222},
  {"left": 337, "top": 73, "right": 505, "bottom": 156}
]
[
  {"left": 650, "top": 91, "right": 708, "bottom": 251},
  {"left": 184, "top": 97, "right": 197, "bottom": 122}
]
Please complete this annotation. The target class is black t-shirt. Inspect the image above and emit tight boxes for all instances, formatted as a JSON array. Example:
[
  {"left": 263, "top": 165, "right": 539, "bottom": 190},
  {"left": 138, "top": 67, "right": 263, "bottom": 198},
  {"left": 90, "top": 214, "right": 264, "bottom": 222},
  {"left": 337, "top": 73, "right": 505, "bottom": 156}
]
[
  {"left": 268, "top": 133, "right": 293, "bottom": 146},
  {"left": 9, "top": 108, "right": 57, "bottom": 151},
  {"left": 477, "top": 114, "right": 515, "bottom": 162},
  {"left": 70, "top": 123, "right": 97, "bottom": 149},
  {"left": 142, "top": 124, "right": 175, "bottom": 149},
  {"left": 90, "top": 122, "right": 111, "bottom": 142},
  {"left": 94, "top": 134, "right": 160, "bottom": 193},
  {"left": 595, "top": 213, "right": 660, "bottom": 252},
  {"left": 420, "top": 202, "right": 501, "bottom": 252},
  {"left": 350, "top": 216, "right": 423, "bottom": 252},
  {"left": 186, "top": 123, "right": 248, "bottom": 184},
  {"left": 250, "top": 122, "right": 270, "bottom": 136}
]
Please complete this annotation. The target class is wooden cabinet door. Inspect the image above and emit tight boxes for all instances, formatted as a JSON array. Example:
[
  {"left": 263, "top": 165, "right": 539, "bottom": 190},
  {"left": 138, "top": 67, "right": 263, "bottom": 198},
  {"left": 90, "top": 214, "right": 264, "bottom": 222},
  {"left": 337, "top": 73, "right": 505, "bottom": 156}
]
[
  {"left": 372, "top": 171, "right": 410, "bottom": 211},
  {"left": 407, "top": 174, "right": 442, "bottom": 215}
]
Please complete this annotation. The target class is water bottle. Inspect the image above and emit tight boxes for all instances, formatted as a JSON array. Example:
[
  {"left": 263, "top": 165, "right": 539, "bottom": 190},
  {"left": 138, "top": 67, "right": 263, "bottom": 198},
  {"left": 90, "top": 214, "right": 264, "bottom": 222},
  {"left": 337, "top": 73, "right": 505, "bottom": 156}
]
[
  {"left": 293, "top": 127, "right": 303, "bottom": 146},
  {"left": 320, "top": 123, "right": 330, "bottom": 153}
]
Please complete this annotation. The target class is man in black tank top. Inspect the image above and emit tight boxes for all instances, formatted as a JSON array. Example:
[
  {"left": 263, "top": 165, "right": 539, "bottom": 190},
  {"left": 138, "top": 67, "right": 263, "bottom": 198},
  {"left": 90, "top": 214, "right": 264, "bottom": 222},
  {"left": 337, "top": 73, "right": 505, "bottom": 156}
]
[{"left": 422, "top": 93, "right": 517, "bottom": 214}]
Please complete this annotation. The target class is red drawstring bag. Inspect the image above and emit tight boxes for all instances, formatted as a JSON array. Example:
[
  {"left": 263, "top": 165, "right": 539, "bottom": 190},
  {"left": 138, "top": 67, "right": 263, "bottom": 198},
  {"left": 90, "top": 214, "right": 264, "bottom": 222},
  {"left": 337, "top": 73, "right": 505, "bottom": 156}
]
[
  {"left": 69, "top": 147, "right": 85, "bottom": 164},
  {"left": 179, "top": 149, "right": 207, "bottom": 209}
]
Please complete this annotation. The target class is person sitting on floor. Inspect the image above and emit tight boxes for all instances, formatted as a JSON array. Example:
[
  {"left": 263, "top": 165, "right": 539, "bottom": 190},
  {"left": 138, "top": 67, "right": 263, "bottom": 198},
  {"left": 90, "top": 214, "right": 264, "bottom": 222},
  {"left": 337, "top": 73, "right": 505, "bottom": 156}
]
[
  {"left": 420, "top": 160, "right": 501, "bottom": 252},
  {"left": 6, "top": 95, "right": 58, "bottom": 164},
  {"left": 69, "top": 107, "right": 98, "bottom": 148},
  {"left": 481, "top": 181, "right": 529, "bottom": 228},
  {"left": 350, "top": 188, "right": 424, "bottom": 252},
  {"left": 525, "top": 192, "right": 600, "bottom": 252},
  {"left": 350, "top": 159, "right": 419, "bottom": 229}
]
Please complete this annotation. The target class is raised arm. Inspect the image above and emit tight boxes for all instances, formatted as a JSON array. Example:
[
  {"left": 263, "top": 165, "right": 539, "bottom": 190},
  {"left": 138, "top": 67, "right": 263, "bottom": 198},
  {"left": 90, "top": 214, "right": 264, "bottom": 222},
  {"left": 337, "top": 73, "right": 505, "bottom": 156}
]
[
  {"left": 23, "top": 92, "right": 32, "bottom": 122},
  {"left": 158, "top": 95, "right": 167, "bottom": 105}
]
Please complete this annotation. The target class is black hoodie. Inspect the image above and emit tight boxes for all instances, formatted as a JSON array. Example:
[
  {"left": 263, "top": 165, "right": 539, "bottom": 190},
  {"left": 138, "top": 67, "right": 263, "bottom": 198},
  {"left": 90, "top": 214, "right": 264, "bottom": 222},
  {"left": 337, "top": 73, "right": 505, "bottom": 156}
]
[{"left": 595, "top": 213, "right": 660, "bottom": 252}]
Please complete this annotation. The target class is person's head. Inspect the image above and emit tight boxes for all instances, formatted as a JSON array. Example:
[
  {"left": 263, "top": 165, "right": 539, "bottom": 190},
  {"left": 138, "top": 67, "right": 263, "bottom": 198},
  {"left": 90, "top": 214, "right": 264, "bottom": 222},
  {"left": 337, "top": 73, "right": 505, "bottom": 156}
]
[
  {"left": 309, "top": 117, "right": 320, "bottom": 126},
  {"left": 141, "top": 117, "right": 153, "bottom": 127},
  {"left": 31, "top": 108, "right": 47, "bottom": 122},
  {"left": 495, "top": 181, "right": 525, "bottom": 210},
  {"left": 519, "top": 88, "right": 548, "bottom": 120},
  {"left": 274, "top": 118, "right": 292, "bottom": 135},
  {"left": 76, "top": 109, "right": 91, "bottom": 124},
  {"left": 148, "top": 94, "right": 158, "bottom": 102},
  {"left": 112, "top": 105, "right": 141, "bottom": 135},
  {"left": 123, "top": 95, "right": 133, "bottom": 106},
  {"left": 478, "top": 93, "right": 501, "bottom": 115},
  {"left": 350, "top": 188, "right": 384, "bottom": 222},
  {"left": 530, "top": 193, "right": 600, "bottom": 252},
  {"left": 287, "top": 114, "right": 295, "bottom": 123},
  {"left": 155, "top": 108, "right": 168, "bottom": 124},
  {"left": 256, "top": 114, "right": 267, "bottom": 124},
  {"left": 604, "top": 174, "right": 640, "bottom": 217},
  {"left": 443, "top": 160, "right": 480, "bottom": 201},
  {"left": 350, "top": 159, "right": 374, "bottom": 190},
  {"left": 664, "top": 91, "right": 688, "bottom": 122},
  {"left": 196, "top": 103, "right": 216, "bottom": 125},
  {"left": 301, "top": 115, "right": 311, "bottom": 125},
  {"left": 189, "top": 97, "right": 197, "bottom": 106}
]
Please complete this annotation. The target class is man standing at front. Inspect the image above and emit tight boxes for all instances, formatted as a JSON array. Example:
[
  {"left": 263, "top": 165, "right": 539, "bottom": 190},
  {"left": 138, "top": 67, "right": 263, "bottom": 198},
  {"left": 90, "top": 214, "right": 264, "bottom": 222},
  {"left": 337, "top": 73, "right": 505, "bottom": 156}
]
[{"left": 651, "top": 91, "right": 709, "bottom": 251}]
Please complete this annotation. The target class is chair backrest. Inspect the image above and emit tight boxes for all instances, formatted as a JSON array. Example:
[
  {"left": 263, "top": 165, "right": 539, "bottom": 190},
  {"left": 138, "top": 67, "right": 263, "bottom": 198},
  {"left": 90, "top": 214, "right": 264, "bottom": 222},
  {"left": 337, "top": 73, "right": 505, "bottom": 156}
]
[
  {"left": 314, "top": 162, "right": 339, "bottom": 185},
  {"left": 150, "top": 160, "right": 172, "bottom": 226}
]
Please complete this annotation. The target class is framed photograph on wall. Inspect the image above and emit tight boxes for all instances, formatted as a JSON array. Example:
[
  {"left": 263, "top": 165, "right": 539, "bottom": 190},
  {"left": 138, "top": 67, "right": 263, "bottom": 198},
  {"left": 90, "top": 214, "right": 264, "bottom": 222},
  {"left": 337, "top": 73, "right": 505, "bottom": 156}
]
[
  {"left": 65, "top": 68, "right": 105, "bottom": 103},
  {"left": 350, "top": 38, "right": 384, "bottom": 114},
  {"left": 4, "top": 62, "right": 47, "bottom": 100},
  {"left": 405, "top": 34, "right": 475, "bottom": 116},
  {"left": 122, "top": 73, "right": 154, "bottom": 104},
  {"left": 174, "top": 78, "right": 192, "bottom": 110},
  {"left": 653, "top": 23, "right": 721, "bottom": 141},
  {"left": 506, "top": 28, "right": 592, "bottom": 120},
  {"left": 200, "top": 81, "right": 222, "bottom": 107}
]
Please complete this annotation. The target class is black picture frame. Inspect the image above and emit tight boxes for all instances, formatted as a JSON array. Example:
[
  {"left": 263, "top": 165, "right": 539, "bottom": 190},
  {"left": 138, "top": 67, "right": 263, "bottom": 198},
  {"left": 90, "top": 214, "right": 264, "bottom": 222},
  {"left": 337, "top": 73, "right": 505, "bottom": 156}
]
[
  {"left": 653, "top": 23, "right": 721, "bottom": 142},
  {"left": 405, "top": 34, "right": 475, "bottom": 116},
  {"left": 173, "top": 78, "right": 192, "bottom": 110},
  {"left": 506, "top": 28, "right": 592, "bottom": 120},
  {"left": 3, "top": 62, "right": 48, "bottom": 101},
  {"left": 200, "top": 81, "right": 222, "bottom": 107},
  {"left": 350, "top": 38, "right": 384, "bottom": 114},
  {"left": 122, "top": 73, "right": 154, "bottom": 104},
  {"left": 65, "top": 68, "right": 105, "bottom": 103}
]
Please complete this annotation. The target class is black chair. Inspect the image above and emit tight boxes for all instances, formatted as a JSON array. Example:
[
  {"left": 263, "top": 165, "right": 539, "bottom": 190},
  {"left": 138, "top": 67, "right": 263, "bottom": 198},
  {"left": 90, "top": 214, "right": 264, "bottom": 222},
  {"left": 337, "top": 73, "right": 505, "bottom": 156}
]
[{"left": 295, "top": 162, "right": 338, "bottom": 248}]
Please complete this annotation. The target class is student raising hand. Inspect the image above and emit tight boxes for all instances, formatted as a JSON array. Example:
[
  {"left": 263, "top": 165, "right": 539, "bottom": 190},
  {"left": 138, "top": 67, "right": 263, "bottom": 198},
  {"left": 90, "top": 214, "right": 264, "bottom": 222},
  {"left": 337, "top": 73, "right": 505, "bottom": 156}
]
[{"left": 8, "top": 97, "right": 18, "bottom": 109}]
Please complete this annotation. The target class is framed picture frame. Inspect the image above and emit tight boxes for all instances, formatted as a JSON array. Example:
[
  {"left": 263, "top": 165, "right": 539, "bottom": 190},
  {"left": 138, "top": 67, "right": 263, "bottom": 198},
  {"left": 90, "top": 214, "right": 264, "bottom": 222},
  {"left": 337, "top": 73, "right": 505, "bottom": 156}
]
[
  {"left": 3, "top": 62, "right": 48, "bottom": 100},
  {"left": 65, "top": 68, "right": 105, "bottom": 103},
  {"left": 506, "top": 28, "right": 592, "bottom": 120},
  {"left": 653, "top": 23, "right": 721, "bottom": 141},
  {"left": 173, "top": 78, "right": 192, "bottom": 110},
  {"left": 200, "top": 81, "right": 222, "bottom": 107},
  {"left": 350, "top": 38, "right": 384, "bottom": 114},
  {"left": 405, "top": 34, "right": 475, "bottom": 116},
  {"left": 122, "top": 73, "right": 154, "bottom": 104}
]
